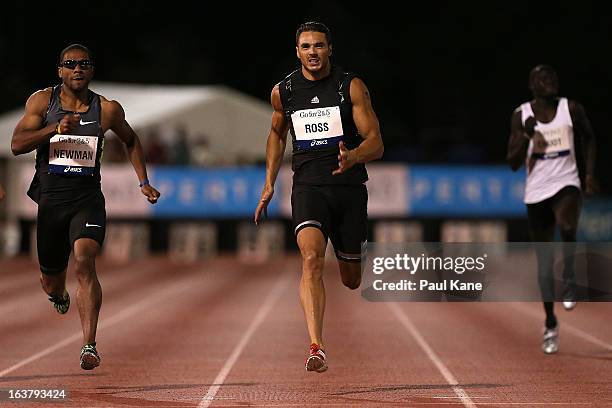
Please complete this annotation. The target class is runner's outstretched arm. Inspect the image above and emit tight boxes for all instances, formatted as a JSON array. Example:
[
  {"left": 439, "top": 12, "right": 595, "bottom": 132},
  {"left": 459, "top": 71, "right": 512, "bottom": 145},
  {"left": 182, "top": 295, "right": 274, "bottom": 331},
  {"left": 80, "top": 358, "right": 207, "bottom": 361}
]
[
  {"left": 569, "top": 101, "right": 597, "bottom": 195},
  {"left": 105, "top": 99, "right": 160, "bottom": 204},
  {"left": 507, "top": 109, "right": 529, "bottom": 171},
  {"left": 333, "top": 78, "right": 383, "bottom": 175},
  {"left": 11, "top": 90, "right": 55, "bottom": 155},
  {"left": 255, "top": 84, "right": 289, "bottom": 225}
]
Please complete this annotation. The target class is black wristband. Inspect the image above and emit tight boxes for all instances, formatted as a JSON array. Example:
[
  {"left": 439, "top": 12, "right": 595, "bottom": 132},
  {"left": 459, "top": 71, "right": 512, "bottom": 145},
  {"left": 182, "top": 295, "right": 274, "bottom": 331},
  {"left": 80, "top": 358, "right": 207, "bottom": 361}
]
[{"left": 139, "top": 179, "right": 149, "bottom": 188}]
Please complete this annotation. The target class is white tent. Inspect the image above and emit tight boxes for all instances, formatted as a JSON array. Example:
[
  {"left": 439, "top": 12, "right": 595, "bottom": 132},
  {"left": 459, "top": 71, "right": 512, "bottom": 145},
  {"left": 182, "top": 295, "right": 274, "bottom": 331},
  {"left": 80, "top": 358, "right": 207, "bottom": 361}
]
[{"left": 0, "top": 82, "right": 275, "bottom": 161}]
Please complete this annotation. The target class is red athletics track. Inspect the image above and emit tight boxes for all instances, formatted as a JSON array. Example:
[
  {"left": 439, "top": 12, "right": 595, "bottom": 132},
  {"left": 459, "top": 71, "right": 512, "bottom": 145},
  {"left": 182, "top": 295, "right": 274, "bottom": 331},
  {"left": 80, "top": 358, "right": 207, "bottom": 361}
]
[{"left": 0, "top": 255, "right": 611, "bottom": 407}]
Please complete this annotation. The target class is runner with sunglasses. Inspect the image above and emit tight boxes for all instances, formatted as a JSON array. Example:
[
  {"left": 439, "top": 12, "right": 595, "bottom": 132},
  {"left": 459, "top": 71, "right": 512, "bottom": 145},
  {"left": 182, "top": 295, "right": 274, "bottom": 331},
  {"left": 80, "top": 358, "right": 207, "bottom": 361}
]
[{"left": 11, "top": 44, "right": 160, "bottom": 370}]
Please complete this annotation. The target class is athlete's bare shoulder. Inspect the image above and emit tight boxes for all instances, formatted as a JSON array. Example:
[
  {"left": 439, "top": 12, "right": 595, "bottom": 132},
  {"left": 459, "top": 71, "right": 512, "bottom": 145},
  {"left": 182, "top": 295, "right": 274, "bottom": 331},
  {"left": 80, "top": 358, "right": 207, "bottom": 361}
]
[
  {"left": 25, "top": 87, "right": 54, "bottom": 114},
  {"left": 99, "top": 94, "right": 120, "bottom": 108},
  {"left": 348, "top": 76, "right": 366, "bottom": 90},
  {"left": 100, "top": 96, "right": 125, "bottom": 117},
  {"left": 34, "top": 87, "right": 53, "bottom": 98},
  {"left": 348, "top": 77, "right": 372, "bottom": 104},
  {"left": 98, "top": 96, "right": 127, "bottom": 132},
  {"left": 567, "top": 99, "right": 585, "bottom": 113},
  {"left": 271, "top": 83, "right": 282, "bottom": 110}
]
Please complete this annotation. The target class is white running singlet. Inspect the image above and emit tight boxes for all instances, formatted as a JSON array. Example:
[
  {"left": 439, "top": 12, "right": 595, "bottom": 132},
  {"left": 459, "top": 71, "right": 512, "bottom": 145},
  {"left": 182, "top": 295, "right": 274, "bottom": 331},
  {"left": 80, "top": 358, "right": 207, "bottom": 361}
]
[{"left": 520, "top": 97, "right": 581, "bottom": 204}]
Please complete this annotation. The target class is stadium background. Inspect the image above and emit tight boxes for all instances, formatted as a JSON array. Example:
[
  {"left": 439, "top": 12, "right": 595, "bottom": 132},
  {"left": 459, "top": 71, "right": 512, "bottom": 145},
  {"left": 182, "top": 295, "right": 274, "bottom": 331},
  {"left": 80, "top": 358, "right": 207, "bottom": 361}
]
[{"left": 0, "top": 1, "right": 610, "bottom": 256}]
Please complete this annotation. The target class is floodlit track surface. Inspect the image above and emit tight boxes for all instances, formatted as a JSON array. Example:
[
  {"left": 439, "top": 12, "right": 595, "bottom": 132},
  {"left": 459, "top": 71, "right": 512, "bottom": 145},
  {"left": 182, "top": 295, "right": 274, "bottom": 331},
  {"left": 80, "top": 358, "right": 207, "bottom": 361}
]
[{"left": 1, "top": 255, "right": 611, "bottom": 407}]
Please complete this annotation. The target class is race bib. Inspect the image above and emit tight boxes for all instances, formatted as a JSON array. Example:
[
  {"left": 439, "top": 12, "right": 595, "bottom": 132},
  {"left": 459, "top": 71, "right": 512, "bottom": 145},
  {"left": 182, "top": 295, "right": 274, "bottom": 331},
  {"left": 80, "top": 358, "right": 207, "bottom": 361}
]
[
  {"left": 291, "top": 106, "right": 343, "bottom": 150},
  {"left": 532, "top": 126, "right": 571, "bottom": 159},
  {"left": 48, "top": 134, "right": 98, "bottom": 175}
]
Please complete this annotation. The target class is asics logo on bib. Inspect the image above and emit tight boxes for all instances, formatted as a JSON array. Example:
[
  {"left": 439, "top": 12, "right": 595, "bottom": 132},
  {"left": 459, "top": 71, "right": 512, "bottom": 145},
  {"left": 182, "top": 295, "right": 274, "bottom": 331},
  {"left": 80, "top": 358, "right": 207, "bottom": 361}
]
[
  {"left": 63, "top": 166, "right": 83, "bottom": 173},
  {"left": 79, "top": 119, "right": 97, "bottom": 126},
  {"left": 311, "top": 139, "right": 328, "bottom": 147}
]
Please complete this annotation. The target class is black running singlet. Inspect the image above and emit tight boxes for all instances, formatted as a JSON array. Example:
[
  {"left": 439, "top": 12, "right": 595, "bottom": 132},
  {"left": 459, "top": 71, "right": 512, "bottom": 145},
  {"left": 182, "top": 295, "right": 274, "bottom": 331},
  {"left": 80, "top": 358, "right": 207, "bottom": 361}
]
[
  {"left": 279, "top": 66, "right": 368, "bottom": 185},
  {"left": 28, "top": 85, "right": 104, "bottom": 203}
]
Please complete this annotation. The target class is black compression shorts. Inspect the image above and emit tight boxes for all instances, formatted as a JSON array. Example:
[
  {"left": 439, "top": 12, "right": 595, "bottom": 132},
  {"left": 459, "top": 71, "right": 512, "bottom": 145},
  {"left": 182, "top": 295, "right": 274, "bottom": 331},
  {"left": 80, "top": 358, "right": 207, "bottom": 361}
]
[
  {"left": 37, "top": 190, "right": 106, "bottom": 275},
  {"left": 291, "top": 183, "right": 367, "bottom": 262}
]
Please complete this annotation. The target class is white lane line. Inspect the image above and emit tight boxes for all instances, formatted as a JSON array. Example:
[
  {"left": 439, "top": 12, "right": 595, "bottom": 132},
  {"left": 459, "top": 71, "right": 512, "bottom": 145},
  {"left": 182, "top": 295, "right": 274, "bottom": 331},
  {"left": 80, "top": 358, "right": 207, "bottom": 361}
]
[
  {"left": 203, "top": 404, "right": 594, "bottom": 407},
  {"left": 388, "top": 303, "right": 477, "bottom": 408},
  {"left": 510, "top": 302, "right": 612, "bottom": 351},
  {"left": 0, "top": 332, "right": 84, "bottom": 378},
  {"left": 0, "top": 275, "right": 198, "bottom": 378},
  {"left": 198, "top": 271, "right": 290, "bottom": 408},
  {"left": 0, "top": 260, "right": 167, "bottom": 319}
]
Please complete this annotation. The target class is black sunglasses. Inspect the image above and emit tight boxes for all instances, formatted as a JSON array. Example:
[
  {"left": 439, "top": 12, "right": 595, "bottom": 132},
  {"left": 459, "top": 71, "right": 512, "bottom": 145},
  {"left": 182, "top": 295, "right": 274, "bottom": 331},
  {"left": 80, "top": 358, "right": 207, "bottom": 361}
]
[{"left": 59, "top": 59, "right": 94, "bottom": 70}]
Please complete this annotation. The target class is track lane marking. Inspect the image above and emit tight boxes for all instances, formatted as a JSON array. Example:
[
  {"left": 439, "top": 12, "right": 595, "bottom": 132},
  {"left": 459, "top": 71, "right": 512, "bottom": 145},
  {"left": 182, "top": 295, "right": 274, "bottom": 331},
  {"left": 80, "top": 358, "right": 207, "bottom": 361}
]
[
  {"left": 510, "top": 302, "right": 612, "bottom": 351},
  {"left": 388, "top": 303, "right": 477, "bottom": 408},
  {"left": 0, "top": 271, "right": 202, "bottom": 378},
  {"left": 198, "top": 271, "right": 290, "bottom": 408}
]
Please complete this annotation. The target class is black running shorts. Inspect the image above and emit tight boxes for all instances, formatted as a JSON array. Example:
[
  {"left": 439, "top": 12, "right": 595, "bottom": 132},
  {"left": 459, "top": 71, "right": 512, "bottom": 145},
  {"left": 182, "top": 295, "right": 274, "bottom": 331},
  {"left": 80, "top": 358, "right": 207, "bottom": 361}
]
[
  {"left": 37, "top": 191, "right": 106, "bottom": 275},
  {"left": 291, "top": 183, "right": 367, "bottom": 263},
  {"left": 526, "top": 185, "right": 581, "bottom": 233}
]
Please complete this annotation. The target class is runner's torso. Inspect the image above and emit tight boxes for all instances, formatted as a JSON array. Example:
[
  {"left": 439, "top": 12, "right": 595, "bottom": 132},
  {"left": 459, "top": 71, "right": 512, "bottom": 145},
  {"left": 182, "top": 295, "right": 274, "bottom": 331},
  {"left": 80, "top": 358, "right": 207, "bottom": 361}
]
[
  {"left": 280, "top": 66, "right": 368, "bottom": 185},
  {"left": 520, "top": 97, "right": 580, "bottom": 204},
  {"left": 29, "top": 85, "right": 104, "bottom": 202}
]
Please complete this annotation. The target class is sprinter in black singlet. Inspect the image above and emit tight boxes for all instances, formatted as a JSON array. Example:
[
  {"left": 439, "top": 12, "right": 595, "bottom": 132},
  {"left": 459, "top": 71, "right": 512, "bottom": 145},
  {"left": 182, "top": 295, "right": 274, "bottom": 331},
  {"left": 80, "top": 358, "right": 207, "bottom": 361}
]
[
  {"left": 11, "top": 44, "right": 160, "bottom": 370},
  {"left": 254, "top": 22, "right": 384, "bottom": 373}
]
